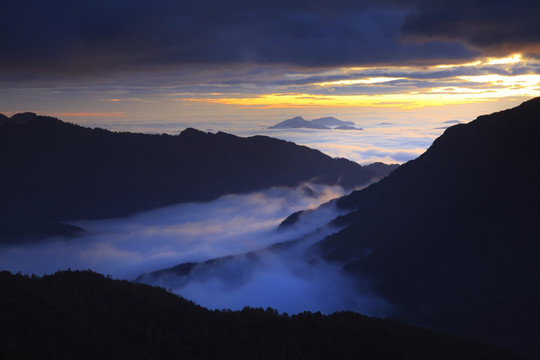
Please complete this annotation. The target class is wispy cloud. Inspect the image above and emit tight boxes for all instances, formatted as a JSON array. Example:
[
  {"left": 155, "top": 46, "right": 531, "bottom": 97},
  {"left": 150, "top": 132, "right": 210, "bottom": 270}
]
[{"left": 51, "top": 112, "right": 125, "bottom": 117}]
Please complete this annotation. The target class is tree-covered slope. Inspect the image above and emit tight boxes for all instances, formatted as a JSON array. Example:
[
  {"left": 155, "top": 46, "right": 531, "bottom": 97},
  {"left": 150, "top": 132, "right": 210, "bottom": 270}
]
[{"left": 0, "top": 270, "right": 524, "bottom": 360}]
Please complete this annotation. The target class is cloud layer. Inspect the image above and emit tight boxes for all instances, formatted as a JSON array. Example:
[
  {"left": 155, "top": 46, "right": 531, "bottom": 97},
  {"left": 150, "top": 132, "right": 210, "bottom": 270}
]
[
  {"left": 1, "top": 0, "right": 511, "bottom": 76},
  {"left": 0, "top": 184, "right": 346, "bottom": 279},
  {"left": 401, "top": 0, "right": 540, "bottom": 57},
  {"left": 0, "top": 183, "right": 396, "bottom": 315},
  {"left": 4, "top": 0, "right": 540, "bottom": 78}
]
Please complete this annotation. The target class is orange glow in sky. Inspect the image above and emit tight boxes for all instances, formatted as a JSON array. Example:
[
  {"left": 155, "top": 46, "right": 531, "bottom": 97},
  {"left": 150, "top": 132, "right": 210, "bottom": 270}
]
[{"left": 178, "top": 54, "right": 540, "bottom": 111}]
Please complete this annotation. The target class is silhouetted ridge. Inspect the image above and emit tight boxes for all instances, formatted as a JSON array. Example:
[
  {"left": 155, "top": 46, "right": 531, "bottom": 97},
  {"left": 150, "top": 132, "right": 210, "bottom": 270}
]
[
  {"left": 363, "top": 162, "right": 399, "bottom": 178},
  {"left": 0, "top": 270, "right": 524, "bottom": 360},
  {"left": 10, "top": 112, "right": 38, "bottom": 123},
  {"left": 0, "top": 115, "right": 379, "bottom": 243},
  {"left": 309, "top": 97, "right": 540, "bottom": 358},
  {"left": 0, "top": 112, "right": 40, "bottom": 127}
]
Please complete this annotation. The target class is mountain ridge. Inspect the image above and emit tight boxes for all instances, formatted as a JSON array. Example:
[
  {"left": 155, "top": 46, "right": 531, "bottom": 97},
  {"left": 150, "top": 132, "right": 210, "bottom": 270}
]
[
  {"left": 0, "top": 113, "right": 382, "bottom": 243},
  {"left": 309, "top": 97, "right": 540, "bottom": 358},
  {"left": 142, "top": 98, "right": 540, "bottom": 358}
]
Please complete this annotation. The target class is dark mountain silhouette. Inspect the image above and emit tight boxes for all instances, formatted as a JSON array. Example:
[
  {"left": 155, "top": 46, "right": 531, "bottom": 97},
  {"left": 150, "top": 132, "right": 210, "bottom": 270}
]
[
  {"left": 0, "top": 270, "right": 524, "bottom": 360},
  {"left": 0, "top": 114, "right": 379, "bottom": 243},
  {"left": 0, "top": 111, "right": 37, "bottom": 126},
  {"left": 268, "top": 116, "right": 360, "bottom": 129},
  {"left": 307, "top": 98, "right": 540, "bottom": 358},
  {"left": 363, "top": 162, "right": 399, "bottom": 178},
  {"left": 8, "top": 111, "right": 39, "bottom": 124}
]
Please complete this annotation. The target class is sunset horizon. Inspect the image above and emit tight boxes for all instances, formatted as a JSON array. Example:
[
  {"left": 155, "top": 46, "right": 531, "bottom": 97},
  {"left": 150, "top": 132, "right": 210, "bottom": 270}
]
[
  {"left": 2, "top": 1, "right": 540, "bottom": 137},
  {"left": 2, "top": 1, "right": 540, "bottom": 359}
]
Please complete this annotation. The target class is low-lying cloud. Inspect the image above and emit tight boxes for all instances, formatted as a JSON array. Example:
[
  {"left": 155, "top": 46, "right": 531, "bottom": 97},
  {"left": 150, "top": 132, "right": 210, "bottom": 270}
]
[
  {"left": 140, "top": 224, "right": 394, "bottom": 316},
  {"left": 0, "top": 183, "right": 345, "bottom": 278},
  {"left": 0, "top": 182, "right": 394, "bottom": 315}
]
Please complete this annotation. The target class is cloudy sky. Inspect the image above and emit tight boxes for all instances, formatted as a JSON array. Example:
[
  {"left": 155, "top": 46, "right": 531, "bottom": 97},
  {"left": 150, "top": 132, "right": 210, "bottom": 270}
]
[{"left": 2, "top": 0, "right": 540, "bottom": 162}]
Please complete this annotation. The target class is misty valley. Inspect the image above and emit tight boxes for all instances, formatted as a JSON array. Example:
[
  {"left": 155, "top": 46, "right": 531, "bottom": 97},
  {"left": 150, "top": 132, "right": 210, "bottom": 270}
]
[
  {"left": 2, "top": 99, "right": 540, "bottom": 359},
  {"left": 1, "top": 183, "right": 391, "bottom": 315}
]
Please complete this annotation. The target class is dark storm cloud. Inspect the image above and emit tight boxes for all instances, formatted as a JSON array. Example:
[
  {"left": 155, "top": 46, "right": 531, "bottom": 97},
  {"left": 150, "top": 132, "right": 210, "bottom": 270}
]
[
  {"left": 0, "top": 0, "right": 477, "bottom": 75},
  {"left": 401, "top": 0, "right": 540, "bottom": 56}
]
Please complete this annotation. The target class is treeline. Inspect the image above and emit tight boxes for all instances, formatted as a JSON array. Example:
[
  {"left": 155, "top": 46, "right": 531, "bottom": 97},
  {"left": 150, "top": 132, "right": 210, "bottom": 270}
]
[{"left": 0, "top": 270, "right": 524, "bottom": 360}]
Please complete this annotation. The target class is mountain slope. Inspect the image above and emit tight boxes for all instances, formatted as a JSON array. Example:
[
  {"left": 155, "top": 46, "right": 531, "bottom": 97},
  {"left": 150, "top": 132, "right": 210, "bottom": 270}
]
[
  {"left": 311, "top": 98, "right": 540, "bottom": 358},
  {"left": 363, "top": 162, "right": 399, "bottom": 178},
  {"left": 0, "top": 270, "right": 524, "bottom": 360},
  {"left": 0, "top": 114, "right": 378, "bottom": 243}
]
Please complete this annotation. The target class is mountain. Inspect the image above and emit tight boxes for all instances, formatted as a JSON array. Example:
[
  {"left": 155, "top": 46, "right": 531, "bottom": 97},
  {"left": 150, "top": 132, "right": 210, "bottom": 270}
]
[
  {"left": 268, "top": 116, "right": 328, "bottom": 129},
  {"left": 311, "top": 116, "right": 355, "bottom": 127},
  {"left": 0, "top": 114, "right": 379, "bottom": 243},
  {"left": 0, "top": 270, "right": 524, "bottom": 360},
  {"left": 308, "top": 98, "right": 540, "bottom": 358},
  {"left": 0, "top": 111, "right": 37, "bottom": 126},
  {"left": 335, "top": 124, "right": 363, "bottom": 130},
  {"left": 363, "top": 162, "right": 399, "bottom": 177},
  {"left": 0, "top": 112, "right": 8, "bottom": 124},
  {"left": 268, "top": 116, "right": 359, "bottom": 129}
]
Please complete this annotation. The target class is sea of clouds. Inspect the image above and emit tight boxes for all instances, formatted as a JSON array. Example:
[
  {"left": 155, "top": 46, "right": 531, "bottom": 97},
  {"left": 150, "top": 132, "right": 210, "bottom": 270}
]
[{"left": 0, "top": 183, "right": 394, "bottom": 315}]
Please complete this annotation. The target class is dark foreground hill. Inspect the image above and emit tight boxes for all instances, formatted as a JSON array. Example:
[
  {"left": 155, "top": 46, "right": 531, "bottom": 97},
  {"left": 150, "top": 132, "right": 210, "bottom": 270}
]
[
  {"left": 0, "top": 113, "right": 382, "bottom": 243},
  {"left": 307, "top": 98, "right": 540, "bottom": 358},
  {"left": 0, "top": 270, "right": 524, "bottom": 360}
]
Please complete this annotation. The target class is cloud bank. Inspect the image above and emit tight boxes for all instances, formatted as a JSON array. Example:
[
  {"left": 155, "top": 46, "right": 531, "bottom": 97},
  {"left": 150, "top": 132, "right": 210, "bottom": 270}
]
[
  {"left": 0, "top": 1, "right": 481, "bottom": 76},
  {"left": 0, "top": 182, "right": 395, "bottom": 315},
  {"left": 4, "top": 0, "right": 540, "bottom": 78},
  {"left": 0, "top": 184, "right": 345, "bottom": 279},
  {"left": 401, "top": 0, "right": 540, "bottom": 57},
  {"left": 137, "top": 195, "right": 393, "bottom": 316}
]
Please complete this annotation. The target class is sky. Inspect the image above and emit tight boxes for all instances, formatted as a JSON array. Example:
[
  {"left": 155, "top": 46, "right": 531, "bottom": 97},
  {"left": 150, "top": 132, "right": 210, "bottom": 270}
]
[{"left": 2, "top": 0, "right": 540, "bottom": 162}]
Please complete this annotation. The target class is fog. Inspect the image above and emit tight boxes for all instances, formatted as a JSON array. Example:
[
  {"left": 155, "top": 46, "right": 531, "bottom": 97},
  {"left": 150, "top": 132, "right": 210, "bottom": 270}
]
[
  {"left": 0, "top": 183, "right": 342, "bottom": 277},
  {"left": 0, "top": 182, "right": 394, "bottom": 315},
  {"left": 139, "top": 225, "right": 394, "bottom": 316}
]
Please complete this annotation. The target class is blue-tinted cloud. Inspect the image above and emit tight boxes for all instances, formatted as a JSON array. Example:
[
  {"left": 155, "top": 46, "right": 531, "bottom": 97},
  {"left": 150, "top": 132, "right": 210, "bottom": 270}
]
[
  {"left": 0, "top": 183, "right": 348, "bottom": 279},
  {"left": 0, "top": 0, "right": 476, "bottom": 76},
  {"left": 0, "top": 182, "right": 397, "bottom": 315},
  {"left": 401, "top": 0, "right": 540, "bottom": 56}
]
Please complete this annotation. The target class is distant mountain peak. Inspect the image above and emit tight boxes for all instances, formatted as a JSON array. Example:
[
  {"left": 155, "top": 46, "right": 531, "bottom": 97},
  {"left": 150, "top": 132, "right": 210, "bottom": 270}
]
[
  {"left": 268, "top": 116, "right": 360, "bottom": 130},
  {"left": 179, "top": 127, "right": 206, "bottom": 136},
  {"left": 0, "top": 112, "right": 39, "bottom": 127},
  {"left": 10, "top": 112, "right": 38, "bottom": 123},
  {"left": 311, "top": 116, "right": 355, "bottom": 127}
]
